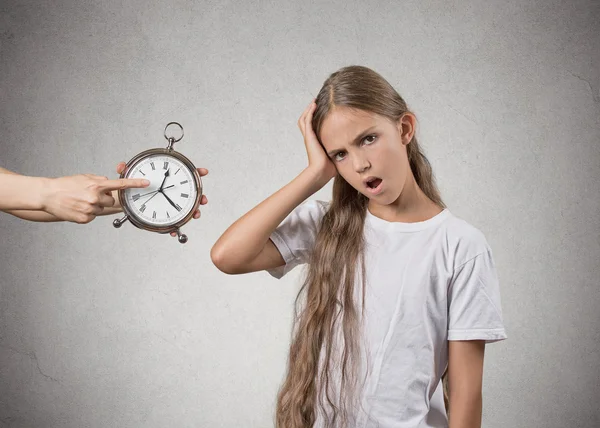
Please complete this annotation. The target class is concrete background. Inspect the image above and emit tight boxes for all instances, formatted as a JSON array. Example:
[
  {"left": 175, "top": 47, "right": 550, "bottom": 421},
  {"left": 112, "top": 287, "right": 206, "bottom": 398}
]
[{"left": 1, "top": 0, "right": 599, "bottom": 427}]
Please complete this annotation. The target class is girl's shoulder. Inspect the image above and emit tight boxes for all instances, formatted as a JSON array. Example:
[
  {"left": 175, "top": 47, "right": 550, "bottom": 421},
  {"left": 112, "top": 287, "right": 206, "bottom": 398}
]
[
  {"left": 311, "top": 199, "right": 330, "bottom": 211},
  {"left": 279, "top": 199, "right": 330, "bottom": 233},
  {"left": 291, "top": 199, "right": 330, "bottom": 219},
  {"left": 441, "top": 213, "right": 493, "bottom": 267}
]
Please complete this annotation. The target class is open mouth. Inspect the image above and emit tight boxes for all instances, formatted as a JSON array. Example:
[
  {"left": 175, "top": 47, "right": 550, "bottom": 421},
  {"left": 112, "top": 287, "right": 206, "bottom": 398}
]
[{"left": 366, "top": 178, "right": 383, "bottom": 189}]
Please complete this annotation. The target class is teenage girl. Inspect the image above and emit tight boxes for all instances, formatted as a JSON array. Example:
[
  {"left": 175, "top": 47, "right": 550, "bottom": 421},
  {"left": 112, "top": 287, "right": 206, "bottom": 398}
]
[{"left": 211, "top": 65, "right": 507, "bottom": 428}]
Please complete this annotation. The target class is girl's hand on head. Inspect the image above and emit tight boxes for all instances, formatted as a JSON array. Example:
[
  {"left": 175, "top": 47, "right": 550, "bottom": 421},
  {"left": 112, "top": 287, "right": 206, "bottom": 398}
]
[
  {"left": 298, "top": 100, "right": 337, "bottom": 184},
  {"left": 41, "top": 173, "right": 150, "bottom": 224},
  {"left": 115, "top": 162, "right": 208, "bottom": 239}
]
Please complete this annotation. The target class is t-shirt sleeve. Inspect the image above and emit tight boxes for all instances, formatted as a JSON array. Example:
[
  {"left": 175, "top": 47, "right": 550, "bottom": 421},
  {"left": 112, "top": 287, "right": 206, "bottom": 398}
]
[
  {"left": 447, "top": 249, "right": 508, "bottom": 343},
  {"left": 266, "top": 199, "right": 329, "bottom": 279}
]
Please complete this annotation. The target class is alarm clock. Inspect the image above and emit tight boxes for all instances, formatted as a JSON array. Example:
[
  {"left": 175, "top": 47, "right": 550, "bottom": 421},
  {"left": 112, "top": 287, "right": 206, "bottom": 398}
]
[{"left": 112, "top": 122, "right": 202, "bottom": 243}]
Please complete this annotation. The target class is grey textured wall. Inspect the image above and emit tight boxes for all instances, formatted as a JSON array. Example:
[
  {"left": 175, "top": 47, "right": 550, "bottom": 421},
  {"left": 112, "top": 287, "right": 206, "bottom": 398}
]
[{"left": 1, "top": 1, "right": 599, "bottom": 427}]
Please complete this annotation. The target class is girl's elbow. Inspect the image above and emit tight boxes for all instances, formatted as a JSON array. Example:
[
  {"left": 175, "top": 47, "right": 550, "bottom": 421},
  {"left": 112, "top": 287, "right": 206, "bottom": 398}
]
[{"left": 210, "top": 245, "right": 238, "bottom": 275}]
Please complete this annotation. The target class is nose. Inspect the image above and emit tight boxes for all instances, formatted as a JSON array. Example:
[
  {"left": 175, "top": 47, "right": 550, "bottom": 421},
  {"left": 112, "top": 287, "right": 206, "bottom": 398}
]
[{"left": 353, "top": 154, "right": 370, "bottom": 174}]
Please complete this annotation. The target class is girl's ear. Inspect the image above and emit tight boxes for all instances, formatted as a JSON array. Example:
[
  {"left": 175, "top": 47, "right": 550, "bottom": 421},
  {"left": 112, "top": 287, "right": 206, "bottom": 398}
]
[{"left": 397, "top": 113, "right": 416, "bottom": 145}]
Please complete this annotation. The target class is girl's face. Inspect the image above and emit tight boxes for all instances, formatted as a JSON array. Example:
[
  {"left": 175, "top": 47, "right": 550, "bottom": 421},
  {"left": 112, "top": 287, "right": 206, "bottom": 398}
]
[{"left": 319, "top": 106, "right": 414, "bottom": 205}]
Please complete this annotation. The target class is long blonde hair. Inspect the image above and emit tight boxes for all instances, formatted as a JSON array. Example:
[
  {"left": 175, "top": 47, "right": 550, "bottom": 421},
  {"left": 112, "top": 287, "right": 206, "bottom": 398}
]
[{"left": 275, "top": 65, "right": 448, "bottom": 428}]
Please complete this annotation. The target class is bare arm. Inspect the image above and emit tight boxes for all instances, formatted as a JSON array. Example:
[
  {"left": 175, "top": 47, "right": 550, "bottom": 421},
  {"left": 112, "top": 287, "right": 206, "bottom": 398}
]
[
  {"left": 0, "top": 168, "right": 122, "bottom": 221},
  {"left": 3, "top": 190, "right": 122, "bottom": 222},
  {"left": 0, "top": 167, "right": 49, "bottom": 211},
  {"left": 447, "top": 340, "right": 485, "bottom": 428},
  {"left": 0, "top": 167, "right": 147, "bottom": 223},
  {"left": 211, "top": 100, "right": 335, "bottom": 275},
  {"left": 0, "top": 167, "right": 59, "bottom": 221},
  {"left": 211, "top": 167, "right": 326, "bottom": 274}
]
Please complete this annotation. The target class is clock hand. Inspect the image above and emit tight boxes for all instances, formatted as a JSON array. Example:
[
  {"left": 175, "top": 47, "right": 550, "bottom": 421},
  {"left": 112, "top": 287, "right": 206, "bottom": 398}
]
[
  {"left": 142, "top": 191, "right": 161, "bottom": 206},
  {"left": 159, "top": 169, "right": 170, "bottom": 191},
  {"left": 142, "top": 184, "right": 174, "bottom": 198},
  {"left": 160, "top": 189, "right": 180, "bottom": 211},
  {"left": 135, "top": 184, "right": 176, "bottom": 209},
  {"left": 138, "top": 189, "right": 160, "bottom": 198}
]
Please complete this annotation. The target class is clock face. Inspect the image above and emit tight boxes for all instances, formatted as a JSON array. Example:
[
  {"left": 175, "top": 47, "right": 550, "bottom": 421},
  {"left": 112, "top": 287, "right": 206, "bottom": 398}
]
[{"left": 122, "top": 154, "right": 198, "bottom": 227}]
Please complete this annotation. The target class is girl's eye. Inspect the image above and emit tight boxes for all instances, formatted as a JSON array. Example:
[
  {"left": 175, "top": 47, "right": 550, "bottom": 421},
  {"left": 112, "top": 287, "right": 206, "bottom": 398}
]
[
  {"left": 363, "top": 135, "right": 377, "bottom": 144},
  {"left": 333, "top": 135, "right": 377, "bottom": 162}
]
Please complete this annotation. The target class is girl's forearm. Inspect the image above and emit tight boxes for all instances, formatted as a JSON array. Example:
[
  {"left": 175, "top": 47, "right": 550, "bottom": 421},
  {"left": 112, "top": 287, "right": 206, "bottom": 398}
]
[
  {"left": 448, "top": 393, "right": 482, "bottom": 428},
  {"left": 211, "top": 167, "right": 325, "bottom": 272}
]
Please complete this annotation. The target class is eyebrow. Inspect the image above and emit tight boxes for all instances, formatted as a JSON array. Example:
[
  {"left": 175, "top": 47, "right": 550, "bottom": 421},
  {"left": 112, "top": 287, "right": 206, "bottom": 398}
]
[{"left": 326, "top": 126, "right": 377, "bottom": 157}]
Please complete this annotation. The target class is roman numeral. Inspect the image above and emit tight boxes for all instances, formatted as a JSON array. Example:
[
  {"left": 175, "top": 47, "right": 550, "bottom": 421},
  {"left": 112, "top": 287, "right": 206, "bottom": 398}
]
[
  {"left": 166, "top": 212, "right": 170, "bottom": 219},
  {"left": 140, "top": 204, "right": 147, "bottom": 213},
  {"left": 152, "top": 211, "right": 156, "bottom": 219},
  {"left": 175, "top": 203, "right": 182, "bottom": 212},
  {"left": 180, "top": 180, "right": 188, "bottom": 185},
  {"left": 174, "top": 168, "right": 180, "bottom": 175},
  {"left": 139, "top": 170, "right": 145, "bottom": 176},
  {"left": 150, "top": 162, "right": 155, "bottom": 170},
  {"left": 132, "top": 194, "right": 141, "bottom": 202},
  {"left": 163, "top": 161, "right": 169, "bottom": 170},
  {"left": 181, "top": 193, "right": 189, "bottom": 198}
]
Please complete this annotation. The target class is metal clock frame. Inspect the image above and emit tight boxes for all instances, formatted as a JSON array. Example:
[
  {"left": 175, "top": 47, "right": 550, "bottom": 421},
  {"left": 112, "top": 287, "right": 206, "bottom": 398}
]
[{"left": 112, "top": 123, "right": 202, "bottom": 243}]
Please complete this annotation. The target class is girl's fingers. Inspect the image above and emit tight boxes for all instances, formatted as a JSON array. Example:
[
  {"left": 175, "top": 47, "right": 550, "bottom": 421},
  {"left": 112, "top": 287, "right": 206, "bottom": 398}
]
[
  {"left": 305, "top": 102, "right": 316, "bottom": 133},
  {"left": 298, "top": 114, "right": 305, "bottom": 133},
  {"left": 298, "top": 102, "right": 311, "bottom": 131},
  {"left": 197, "top": 168, "right": 208, "bottom": 176},
  {"left": 200, "top": 195, "right": 207, "bottom": 205},
  {"left": 116, "top": 162, "right": 126, "bottom": 174},
  {"left": 298, "top": 100, "right": 316, "bottom": 134}
]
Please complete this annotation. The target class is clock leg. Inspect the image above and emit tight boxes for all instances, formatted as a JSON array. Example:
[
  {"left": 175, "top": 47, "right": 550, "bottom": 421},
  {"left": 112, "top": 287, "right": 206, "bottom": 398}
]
[
  {"left": 113, "top": 215, "right": 129, "bottom": 228},
  {"left": 175, "top": 228, "right": 188, "bottom": 244}
]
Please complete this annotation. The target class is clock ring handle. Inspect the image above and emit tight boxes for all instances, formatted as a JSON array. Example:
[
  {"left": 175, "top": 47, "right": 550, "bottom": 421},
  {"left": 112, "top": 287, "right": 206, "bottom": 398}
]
[{"left": 164, "top": 122, "right": 184, "bottom": 149}]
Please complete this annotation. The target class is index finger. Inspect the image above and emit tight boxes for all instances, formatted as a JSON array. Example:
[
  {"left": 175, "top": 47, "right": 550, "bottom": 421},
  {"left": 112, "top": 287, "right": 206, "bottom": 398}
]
[{"left": 98, "top": 178, "right": 150, "bottom": 191}]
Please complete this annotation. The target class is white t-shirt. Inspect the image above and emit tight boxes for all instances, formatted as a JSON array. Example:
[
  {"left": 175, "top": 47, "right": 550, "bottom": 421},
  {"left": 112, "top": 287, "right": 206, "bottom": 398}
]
[{"left": 267, "top": 200, "right": 507, "bottom": 428}]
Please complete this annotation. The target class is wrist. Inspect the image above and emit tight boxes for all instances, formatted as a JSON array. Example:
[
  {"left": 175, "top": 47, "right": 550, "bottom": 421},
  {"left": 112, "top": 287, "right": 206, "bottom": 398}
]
[
  {"left": 38, "top": 177, "right": 55, "bottom": 211},
  {"left": 301, "top": 167, "right": 331, "bottom": 190}
]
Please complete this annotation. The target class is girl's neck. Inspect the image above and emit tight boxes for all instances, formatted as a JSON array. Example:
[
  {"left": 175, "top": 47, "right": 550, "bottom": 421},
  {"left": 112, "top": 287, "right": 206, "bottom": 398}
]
[{"left": 368, "top": 175, "right": 442, "bottom": 223}]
